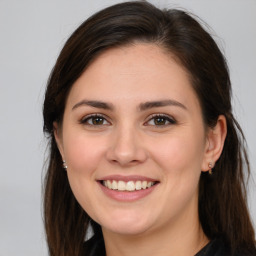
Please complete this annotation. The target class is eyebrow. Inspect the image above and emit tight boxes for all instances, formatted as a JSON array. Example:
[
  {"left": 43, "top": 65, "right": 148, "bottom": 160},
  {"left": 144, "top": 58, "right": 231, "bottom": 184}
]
[
  {"left": 139, "top": 100, "right": 187, "bottom": 111},
  {"left": 72, "top": 99, "right": 187, "bottom": 111},
  {"left": 72, "top": 100, "right": 114, "bottom": 110}
]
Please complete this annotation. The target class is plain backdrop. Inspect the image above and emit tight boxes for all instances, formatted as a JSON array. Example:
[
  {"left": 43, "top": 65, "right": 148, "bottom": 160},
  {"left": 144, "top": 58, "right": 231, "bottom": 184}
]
[{"left": 0, "top": 0, "right": 255, "bottom": 255}]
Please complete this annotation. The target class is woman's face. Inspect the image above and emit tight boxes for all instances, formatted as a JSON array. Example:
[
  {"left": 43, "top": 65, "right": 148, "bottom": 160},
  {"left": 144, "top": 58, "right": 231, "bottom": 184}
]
[{"left": 56, "top": 44, "right": 211, "bottom": 236}]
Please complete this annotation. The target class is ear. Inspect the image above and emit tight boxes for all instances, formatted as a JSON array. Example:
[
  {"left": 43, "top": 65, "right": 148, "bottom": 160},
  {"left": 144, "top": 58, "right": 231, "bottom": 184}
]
[
  {"left": 53, "top": 121, "right": 65, "bottom": 159},
  {"left": 201, "top": 115, "right": 227, "bottom": 172}
]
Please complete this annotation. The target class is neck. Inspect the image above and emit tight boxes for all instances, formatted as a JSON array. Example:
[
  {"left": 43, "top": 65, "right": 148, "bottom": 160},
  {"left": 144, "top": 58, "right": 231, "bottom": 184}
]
[{"left": 102, "top": 206, "right": 209, "bottom": 256}]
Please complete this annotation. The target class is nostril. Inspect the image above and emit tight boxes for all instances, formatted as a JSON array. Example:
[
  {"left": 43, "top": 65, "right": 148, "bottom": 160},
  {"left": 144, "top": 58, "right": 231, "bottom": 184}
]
[{"left": 106, "top": 138, "right": 148, "bottom": 166}]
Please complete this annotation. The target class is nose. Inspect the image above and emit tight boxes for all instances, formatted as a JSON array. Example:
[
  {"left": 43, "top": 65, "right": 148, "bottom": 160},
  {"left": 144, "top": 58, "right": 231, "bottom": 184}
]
[{"left": 106, "top": 124, "right": 148, "bottom": 166}]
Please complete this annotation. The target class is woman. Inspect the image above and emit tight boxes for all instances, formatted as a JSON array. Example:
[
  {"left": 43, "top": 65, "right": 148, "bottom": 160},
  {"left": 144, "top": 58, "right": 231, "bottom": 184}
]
[{"left": 43, "top": 1, "right": 256, "bottom": 255}]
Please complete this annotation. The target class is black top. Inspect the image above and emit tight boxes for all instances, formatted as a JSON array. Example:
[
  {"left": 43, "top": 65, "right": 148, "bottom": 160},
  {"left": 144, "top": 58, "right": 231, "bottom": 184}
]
[
  {"left": 195, "top": 239, "right": 230, "bottom": 256},
  {"left": 84, "top": 236, "right": 254, "bottom": 256}
]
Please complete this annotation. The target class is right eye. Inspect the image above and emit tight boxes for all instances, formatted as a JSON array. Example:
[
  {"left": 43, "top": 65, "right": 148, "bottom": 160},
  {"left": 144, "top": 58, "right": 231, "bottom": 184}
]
[
  {"left": 144, "top": 114, "right": 176, "bottom": 127},
  {"left": 80, "top": 114, "right": 110, "bottom": 126}
]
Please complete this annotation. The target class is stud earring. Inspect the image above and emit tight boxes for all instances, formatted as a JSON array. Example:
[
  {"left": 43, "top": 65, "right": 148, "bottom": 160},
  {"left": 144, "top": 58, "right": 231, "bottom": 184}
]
[
  {"left": 63, "top": 160, "right": 68, "bottom": 170},
  {"left": 208, "top": 162, "right": 213, "bottom": 175}
]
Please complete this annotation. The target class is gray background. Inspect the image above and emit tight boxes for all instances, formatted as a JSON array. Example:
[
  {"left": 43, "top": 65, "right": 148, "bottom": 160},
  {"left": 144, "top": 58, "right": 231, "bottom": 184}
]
[{"left": 0, "top": 0, "right": 255, "bottom": 255}]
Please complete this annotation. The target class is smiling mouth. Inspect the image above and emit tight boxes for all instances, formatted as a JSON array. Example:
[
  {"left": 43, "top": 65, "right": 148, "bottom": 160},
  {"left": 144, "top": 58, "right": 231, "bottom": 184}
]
[{"left": 100, "top": 180, "right": 158, "bottom": 192}]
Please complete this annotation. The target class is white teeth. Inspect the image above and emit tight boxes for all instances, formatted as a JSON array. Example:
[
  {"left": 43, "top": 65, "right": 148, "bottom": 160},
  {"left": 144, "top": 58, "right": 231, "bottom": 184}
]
[
  {"left": 118, "top": 181, "right": 126, "bottom": 191},
  {"left": 142, "top": 181, "right": 147, "bottom": 189},
  {"left": 107, "top": 180, "right": 112, "bottom": 189},
  {"left": 147, "top": 182, "right": 153, "bottom": 188},
  {"left": 112, "top": 180, "right": 118, "bottom": 190},
  {"left": 126, "top": 181, "right": 135, "bottom": 191},
  {"left": 102, "top": 180, "right": 156, "bottom": 191},
  {"left": 135, "top": 181, "right": 142, "bottom": 190}
]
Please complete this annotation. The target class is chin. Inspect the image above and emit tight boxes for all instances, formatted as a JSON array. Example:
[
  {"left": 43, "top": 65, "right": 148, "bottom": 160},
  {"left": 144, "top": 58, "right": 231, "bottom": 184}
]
[
  {"left": 99, "top": 213, "right": 154, "bottom": 236},
  {"left": 103, "top": 223, "right": 151, "bottom": 236}
]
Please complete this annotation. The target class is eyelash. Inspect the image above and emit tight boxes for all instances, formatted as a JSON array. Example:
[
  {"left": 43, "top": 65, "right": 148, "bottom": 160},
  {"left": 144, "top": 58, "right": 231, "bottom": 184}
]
[
  {"left": 80, "top": 114, "right": 110, "bottom": 126},
  {"left": 79, "top": 113, "right": 176, "bottom": 127},
  {"left": 145, "top": 114, "right": 176, "bottom": 127}
]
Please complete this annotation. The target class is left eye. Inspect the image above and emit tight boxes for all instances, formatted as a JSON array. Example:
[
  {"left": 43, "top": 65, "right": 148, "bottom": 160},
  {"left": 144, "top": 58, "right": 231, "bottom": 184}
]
[{"left": 146, "top": 115, "right": 176, "bottom": 126}]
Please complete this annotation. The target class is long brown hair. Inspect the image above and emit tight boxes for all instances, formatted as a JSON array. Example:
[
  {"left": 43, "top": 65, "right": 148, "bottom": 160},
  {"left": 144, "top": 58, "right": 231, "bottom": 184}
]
[{"left": 43, "top": 1, "right": 256, "bottom": 255}]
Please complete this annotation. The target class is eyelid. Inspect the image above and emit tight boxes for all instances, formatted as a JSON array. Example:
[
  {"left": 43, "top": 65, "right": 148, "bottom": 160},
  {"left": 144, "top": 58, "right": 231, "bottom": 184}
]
[
  {"left": 79, "top": 113, "right": 176, "bottom": 127},
  {"left": 144, "top": 113, "right": 176, "bottom": 126},
  {"left": 79, "top": 113, "right": 111, "bottom": 125}
]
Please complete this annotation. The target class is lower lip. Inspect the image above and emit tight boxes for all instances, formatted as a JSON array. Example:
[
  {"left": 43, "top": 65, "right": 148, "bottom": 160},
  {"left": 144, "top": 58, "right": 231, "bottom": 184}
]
[{"left": 98, "top": 182, "right": 158, "bottom": 202}]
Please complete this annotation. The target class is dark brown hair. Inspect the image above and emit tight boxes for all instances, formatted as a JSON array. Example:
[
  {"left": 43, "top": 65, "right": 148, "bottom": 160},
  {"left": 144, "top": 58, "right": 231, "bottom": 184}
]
[{"left": 43, "top": 1, "right": 256, "bottom": 255}]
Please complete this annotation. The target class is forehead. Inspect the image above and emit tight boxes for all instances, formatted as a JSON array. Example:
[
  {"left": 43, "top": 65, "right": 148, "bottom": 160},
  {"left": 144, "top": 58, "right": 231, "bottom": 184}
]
[
  {"left": 85, "top": 43, "right": 185, "bottom": 80},
  {"left": 66, "top": 43, "right": 199, "bottom": 110}
]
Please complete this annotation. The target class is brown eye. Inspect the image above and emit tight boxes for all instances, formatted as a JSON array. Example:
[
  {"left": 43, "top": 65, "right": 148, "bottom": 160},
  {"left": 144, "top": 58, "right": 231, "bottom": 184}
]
[
  {"left": 91, "top": 116, "right": 105, "bottom": 125},
  {"left": 154, "top": 117, "right": 168, "bottom": 125},
  {"left": 146, "top": 114, "right": 176, "bottom": 126},
  {"left": 80, "top": 114, "right": 110, "bottom": 126}
]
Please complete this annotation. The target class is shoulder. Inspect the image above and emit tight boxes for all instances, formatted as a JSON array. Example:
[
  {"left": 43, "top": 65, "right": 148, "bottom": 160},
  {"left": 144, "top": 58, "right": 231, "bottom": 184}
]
[
  {"left": 195, "top": 239, "right": 229, "bottom": 256},
  {"left": 196, "top": 239, "right": 256, "bottom": 256},
  {"left": 83, "top": 235, "right": 105, "bottom": 256}
]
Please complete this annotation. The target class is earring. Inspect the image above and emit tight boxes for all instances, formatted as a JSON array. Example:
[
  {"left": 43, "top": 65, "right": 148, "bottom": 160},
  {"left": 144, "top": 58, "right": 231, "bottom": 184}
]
[
  {"left": 63, "top": 160, "right": 68, "bottom": 170},
  {"left": 208, "top": 162, "right": 213, "bottom": 175}
]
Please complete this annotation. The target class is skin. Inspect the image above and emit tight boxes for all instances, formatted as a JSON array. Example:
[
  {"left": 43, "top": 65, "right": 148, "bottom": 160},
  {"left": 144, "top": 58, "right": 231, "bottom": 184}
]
[{"left": 55, "top": 43, "right": 227, "bottom": 256}]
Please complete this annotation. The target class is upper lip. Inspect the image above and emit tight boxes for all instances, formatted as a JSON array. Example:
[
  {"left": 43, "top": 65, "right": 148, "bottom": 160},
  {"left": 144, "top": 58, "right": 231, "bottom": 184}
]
[{"left": 98, "top": 175, "right": 158, "bottom": 182}]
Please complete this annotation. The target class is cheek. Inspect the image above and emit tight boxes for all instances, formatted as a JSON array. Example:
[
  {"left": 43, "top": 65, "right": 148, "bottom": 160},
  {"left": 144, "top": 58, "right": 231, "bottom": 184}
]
[
  {"left": 152, "top": 132, "right": 205, "bottom": 172},
  {"left": 149, "top": 133, "right": 204, "bottom": 217},
  {"left": 62, "top": 134, "right": 107, "bottom": 215},
  {"left": 151, "top": 131, "right": 205, "bottom": 200},
  {"left": 63, "top": 133, "right": 107, "bottom": 176}
]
